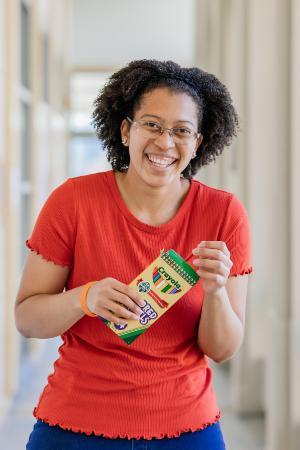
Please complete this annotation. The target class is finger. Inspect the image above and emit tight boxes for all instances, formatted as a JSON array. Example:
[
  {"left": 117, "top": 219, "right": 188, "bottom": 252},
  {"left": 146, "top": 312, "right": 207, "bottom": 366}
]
[
  {"left": 196, "top": 248, "right": 232, "bottom": 269},
  {"left": 105, "top": 297, "right": 141, "bottom": 321},
  {"left": 193, "top": 258, "right": 231, "bottom": 276},
  {"left": 109, "top": 279, "right": 144, "bottom": 307},
  {"left": 108, "top": 291, "right": 142, "bottom": 318},
  {"left": 197, "top": 241, "right": 230, "bottom": 257},
  {"left": 196, "top": 269, "right": 225, "bottom": 285},
  {"left": 99, "top": 309, "right": 128, "bottom": 326}
]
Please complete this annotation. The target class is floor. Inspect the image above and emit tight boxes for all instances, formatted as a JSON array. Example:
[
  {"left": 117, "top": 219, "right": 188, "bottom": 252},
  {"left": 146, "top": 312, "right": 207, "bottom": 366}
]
[{"left": 0, "top": 338, "right": 264, "bottom": 449}]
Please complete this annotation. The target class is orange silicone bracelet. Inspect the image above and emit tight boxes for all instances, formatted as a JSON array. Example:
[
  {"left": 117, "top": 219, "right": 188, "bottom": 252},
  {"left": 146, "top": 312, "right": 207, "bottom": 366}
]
[{"left": 80, "top": 281, "right": 98, "bottom": 317}]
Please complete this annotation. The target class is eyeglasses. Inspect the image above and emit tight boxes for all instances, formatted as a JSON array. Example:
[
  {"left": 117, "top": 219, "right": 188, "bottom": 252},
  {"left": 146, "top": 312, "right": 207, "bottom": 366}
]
[{"left": 126, "top": 117, "right": 200, "bottom": 145}]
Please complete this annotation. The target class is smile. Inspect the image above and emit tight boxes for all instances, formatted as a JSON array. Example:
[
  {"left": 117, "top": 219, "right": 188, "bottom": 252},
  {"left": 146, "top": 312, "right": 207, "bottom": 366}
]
[{"left": 145, "top": 153, "right": 177, "bottom": 168}]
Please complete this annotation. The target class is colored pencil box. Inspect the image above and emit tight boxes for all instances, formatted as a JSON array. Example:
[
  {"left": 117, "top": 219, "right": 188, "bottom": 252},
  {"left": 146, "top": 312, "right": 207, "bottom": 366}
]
[{"left": 98, "top": 249, "right": 199, "bottom": 344}]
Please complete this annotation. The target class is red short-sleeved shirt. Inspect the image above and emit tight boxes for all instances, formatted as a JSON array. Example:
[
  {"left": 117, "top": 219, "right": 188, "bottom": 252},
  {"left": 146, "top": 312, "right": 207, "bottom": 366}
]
[{"left": 26, "top": 170, "right": 252, "bottom": 440}]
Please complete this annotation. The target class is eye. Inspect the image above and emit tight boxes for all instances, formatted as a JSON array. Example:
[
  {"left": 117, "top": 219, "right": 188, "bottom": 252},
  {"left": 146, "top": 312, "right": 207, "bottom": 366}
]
[
  {"left": 142, "top": 121, "right": 161, "bottom": 130},
  {"left": 174, "top": 127, "right": 193, "bottom": 136}
]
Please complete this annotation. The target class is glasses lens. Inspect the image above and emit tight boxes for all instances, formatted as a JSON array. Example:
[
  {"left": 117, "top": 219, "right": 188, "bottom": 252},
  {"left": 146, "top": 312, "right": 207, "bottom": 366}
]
[
  {"left": 172, "top": 128, "right": 194, "bottom": 144},
  {"left": 137, "top": 120, "right": 162, "bottom": 138},
  {"left": 135, "top": 120, "right": 196, "bottom": 145}
]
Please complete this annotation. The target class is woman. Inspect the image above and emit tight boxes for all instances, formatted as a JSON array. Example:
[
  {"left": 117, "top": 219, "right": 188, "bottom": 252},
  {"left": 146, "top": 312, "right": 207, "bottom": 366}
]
[{"left": 16, "top": 59, "right": 252, "bottom": 449}]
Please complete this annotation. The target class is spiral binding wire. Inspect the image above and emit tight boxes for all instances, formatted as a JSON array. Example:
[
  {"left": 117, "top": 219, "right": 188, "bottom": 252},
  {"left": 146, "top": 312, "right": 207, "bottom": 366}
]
[{"left": 160, "top": 250, "right": 197, "bottom": 286}]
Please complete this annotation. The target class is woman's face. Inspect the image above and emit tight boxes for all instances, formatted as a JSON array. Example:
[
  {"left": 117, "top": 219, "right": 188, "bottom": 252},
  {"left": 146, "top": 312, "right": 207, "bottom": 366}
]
[{"left": 121, "top": 87, "right": 202, "bottom": 188}]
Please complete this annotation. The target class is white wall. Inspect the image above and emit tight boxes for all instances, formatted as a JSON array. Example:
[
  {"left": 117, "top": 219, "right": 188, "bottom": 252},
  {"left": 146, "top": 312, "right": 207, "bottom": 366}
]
[
  {"left": 69, "top": 0, "right": 196, "bottom": 67},
  {"left": 290, "top": 0, "right": 300, "bottom": 440},
  {"left": 0, "top": 0, "right": 5, "bottom": 414}
]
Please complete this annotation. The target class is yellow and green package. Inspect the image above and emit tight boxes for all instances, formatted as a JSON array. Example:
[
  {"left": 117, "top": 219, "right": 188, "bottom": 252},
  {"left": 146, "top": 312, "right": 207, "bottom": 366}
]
[{"left": 98, "top": 249, "right": 199, "bottom": 344}]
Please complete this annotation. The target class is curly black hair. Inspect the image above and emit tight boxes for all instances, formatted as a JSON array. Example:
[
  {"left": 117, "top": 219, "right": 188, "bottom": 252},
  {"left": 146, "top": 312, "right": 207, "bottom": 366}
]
[{"left": 92, "top": 59, "right": 239, "bottom": 180}]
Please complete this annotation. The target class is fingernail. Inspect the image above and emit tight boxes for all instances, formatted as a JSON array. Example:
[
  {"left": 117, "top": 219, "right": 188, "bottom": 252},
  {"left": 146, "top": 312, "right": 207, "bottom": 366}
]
[
  {"left": 192, "top": 248, "right": 199, "bottom": 255},
  {"left": 199, "top": 241, "right": 206, "bottom": 247},
  {"left": 193, "top": 259, "right": 200, "bottom": 265}
]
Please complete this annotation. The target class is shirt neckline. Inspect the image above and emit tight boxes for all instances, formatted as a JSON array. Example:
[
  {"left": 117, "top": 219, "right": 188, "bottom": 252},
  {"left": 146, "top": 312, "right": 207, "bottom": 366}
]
[{"left": 106, "top": 170, "right": 198, "bottom": 234}]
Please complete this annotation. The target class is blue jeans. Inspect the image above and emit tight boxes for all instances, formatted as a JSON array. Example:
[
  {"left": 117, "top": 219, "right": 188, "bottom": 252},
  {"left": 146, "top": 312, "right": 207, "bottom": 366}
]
[{"left": 26, "top": 419, "right": 226, "bottom": 449}]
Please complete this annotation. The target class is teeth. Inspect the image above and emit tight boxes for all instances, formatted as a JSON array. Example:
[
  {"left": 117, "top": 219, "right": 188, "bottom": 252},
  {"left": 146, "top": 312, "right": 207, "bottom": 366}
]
[{"left": 146, "top": 154, "right": 176, "bottom": 166}]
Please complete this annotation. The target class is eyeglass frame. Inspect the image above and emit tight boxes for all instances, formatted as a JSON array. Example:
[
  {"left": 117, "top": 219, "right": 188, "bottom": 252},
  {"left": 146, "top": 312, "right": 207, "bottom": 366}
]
[{"left": 126, "top": 116, "right": 201, "bottom": 144}]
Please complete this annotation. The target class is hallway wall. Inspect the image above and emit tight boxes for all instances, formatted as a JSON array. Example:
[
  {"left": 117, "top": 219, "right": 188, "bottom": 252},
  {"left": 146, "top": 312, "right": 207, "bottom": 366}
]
[
  {"left": 0, "top": 0, "right": 69, "bottom": 419},
  {"left": 195, "top": 1, "right": 300, "bottom": 449},
  {"left": 0, "top": 0, "right": 6, "bottom": 417}
]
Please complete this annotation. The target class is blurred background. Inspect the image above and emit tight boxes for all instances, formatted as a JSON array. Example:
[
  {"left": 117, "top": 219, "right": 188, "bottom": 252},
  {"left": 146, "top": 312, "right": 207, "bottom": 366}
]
[{"left": 0, "top": 0, "right": 299, "bottom": 449}]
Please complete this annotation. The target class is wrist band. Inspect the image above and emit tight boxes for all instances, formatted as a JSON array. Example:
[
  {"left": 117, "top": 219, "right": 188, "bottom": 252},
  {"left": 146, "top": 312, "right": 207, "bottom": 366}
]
[{"left": 80, "top": 281, "right": 98, "bottom": 317}]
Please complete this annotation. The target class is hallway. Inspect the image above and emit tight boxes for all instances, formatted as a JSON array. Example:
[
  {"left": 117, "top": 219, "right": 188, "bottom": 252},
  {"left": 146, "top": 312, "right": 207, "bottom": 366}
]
[{"left": 1, "top": 1, "right": 300, "bottom": 449}]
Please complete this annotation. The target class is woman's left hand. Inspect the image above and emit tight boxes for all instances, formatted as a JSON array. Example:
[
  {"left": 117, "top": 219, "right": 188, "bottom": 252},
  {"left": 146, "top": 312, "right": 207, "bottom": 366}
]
[{"left": 192, "top": 241, "right": 233, "bottom": 296}]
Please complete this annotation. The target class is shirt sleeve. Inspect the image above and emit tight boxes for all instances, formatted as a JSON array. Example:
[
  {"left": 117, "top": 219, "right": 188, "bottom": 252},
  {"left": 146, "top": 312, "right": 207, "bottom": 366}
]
[
  {"left": 220, "top": 194, "right": 253, "bottom": 277},
  {"left": 26, "top": 178, "right": 76, "bottom": 268}
]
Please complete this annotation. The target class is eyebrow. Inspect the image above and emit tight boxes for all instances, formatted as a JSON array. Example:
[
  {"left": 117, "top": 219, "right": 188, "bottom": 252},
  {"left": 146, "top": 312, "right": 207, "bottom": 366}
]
[{"left": 139, "top": 114, "right": 195, "bottom": 127}]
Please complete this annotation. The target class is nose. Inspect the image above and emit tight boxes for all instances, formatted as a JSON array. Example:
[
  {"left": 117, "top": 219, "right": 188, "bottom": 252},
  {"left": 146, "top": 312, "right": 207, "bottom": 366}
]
[{"left": 153, "top": 129, "right": 175, "bottom": 149}]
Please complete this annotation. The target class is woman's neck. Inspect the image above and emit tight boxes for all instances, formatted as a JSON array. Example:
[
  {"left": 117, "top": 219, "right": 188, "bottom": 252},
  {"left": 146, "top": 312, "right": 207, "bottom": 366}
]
[{"left": 115, "top": 170, "right": 190, "bottom": 226}]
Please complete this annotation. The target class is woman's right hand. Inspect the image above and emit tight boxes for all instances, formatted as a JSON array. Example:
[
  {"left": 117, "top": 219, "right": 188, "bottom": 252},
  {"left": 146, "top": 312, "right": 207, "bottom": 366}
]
[{"left": 86, "top": 278, "right": 144, "bottom": 324}]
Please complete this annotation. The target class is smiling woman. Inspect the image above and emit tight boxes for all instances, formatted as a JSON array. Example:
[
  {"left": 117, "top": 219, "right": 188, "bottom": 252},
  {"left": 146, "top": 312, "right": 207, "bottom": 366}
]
[
  {"left": 117, "top": 87, "right": 202, "bottom": 194},
  {"left": 92, "top": 60, "right": 238, "bottom": 180},
  {"left": 16, "top": 59, "right": 252, "bottom": 450}
]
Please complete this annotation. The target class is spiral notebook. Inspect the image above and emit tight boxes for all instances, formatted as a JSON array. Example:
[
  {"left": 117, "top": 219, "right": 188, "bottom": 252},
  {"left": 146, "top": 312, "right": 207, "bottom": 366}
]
[{"left": 98, "top": 249, "right": 199, "bottom": 344}]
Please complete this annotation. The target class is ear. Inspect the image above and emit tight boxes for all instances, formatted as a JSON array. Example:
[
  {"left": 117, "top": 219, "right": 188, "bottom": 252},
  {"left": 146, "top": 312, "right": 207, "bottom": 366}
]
[
  {"left": 192, "top": 133, "right": 203, "bottom": 158},
  {"left": 196, "top": 133, "right": 203, "bottom": 149},
  {"left": 120, "top": 119, "right": 130, "bottom": 146}
]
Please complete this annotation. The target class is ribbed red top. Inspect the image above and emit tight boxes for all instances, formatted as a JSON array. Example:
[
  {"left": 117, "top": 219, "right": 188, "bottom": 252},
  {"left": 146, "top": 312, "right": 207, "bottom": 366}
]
[{"left": 26, "top": 170, "right": 252, "bottom": 440}]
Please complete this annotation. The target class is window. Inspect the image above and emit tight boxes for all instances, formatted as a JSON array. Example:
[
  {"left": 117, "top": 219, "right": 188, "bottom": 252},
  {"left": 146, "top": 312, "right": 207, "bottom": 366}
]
[
  {"left": 68, "top": 72, "right": 112, "bottom": 177},
  {"left": 21, "top": 2, "right": 31, "bottom": 89},
  {"left": 19, "top": 1, "right": 32, "bottom": 363},
  {"left": 42, "top": 34, "right": 49, "bottom": 102},
  {"left": 20, "top": 102, "right": 32, "bottom": 265}
]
